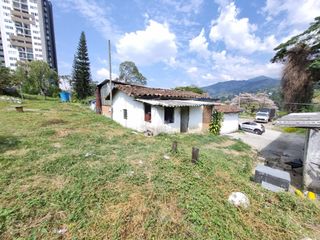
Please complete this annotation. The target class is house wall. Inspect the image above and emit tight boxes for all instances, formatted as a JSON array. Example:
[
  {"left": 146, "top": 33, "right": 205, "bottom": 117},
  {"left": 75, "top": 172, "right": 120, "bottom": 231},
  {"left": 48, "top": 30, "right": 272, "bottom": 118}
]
[
  {"left": 101, "top": 105, "right": 112, "bottom": 117},
  {"left": 112, "top": 91, "right": 145, "bottom": 131},
  {"left": 220, "top": 113, "right": 239, "bottom": 134},
  {"left": 202, "top": 106, "right": 213, "bottom": 131},
  {"left": 303, "top": 129, "right": 320, "bottom": 193},
  {"left": 148, "top": 106, "right": 181, "bottom": 134},
  {"left": 104, "top": 90, "right": 239, "bottom": 135},
  {"left": 188, "top": 107, "right": 203, "bottom": 133},
  {"left": 100, "top": 84, "right": 110, "bottom": 106},
  {"left": 112, "top": 91, "right": 182, "bottom": 134},
  {"left": 100, "top": 82, "right": 115, "bottom": 106},
  {"left": 108, "top": 90, "right": 206, "bottom": 134}
]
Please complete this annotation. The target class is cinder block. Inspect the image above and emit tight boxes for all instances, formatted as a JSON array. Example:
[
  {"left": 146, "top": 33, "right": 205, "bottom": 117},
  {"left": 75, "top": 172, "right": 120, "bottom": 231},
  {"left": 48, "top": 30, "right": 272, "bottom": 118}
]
[
  {"left": 254, "top": 164, "right": 291, "bottom": 191},
  {"left": 261, "top": 181, "right": 286, "bottom": 193}
]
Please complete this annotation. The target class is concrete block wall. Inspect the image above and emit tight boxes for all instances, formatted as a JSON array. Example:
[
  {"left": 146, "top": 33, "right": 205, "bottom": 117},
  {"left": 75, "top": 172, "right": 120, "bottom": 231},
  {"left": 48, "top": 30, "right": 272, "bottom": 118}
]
[{"left": 303, "top": 129, "right": 320, "bottom": 192}]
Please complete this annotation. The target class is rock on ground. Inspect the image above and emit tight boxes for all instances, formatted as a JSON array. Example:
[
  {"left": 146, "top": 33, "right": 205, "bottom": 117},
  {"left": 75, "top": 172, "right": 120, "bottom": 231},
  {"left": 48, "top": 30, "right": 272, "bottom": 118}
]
[{"left": 228, "top": 192, "right": 250, "bottom": 208}]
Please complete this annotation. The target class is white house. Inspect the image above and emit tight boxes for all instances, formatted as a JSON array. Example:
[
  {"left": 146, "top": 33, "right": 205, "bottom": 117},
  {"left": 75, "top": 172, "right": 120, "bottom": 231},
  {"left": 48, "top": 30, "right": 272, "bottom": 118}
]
[
  {"left": 215, "top": 105, "right": 242, "bottom": 134},
  {"left": 96, "top": 80, "right": 241, "bottom": 135}
]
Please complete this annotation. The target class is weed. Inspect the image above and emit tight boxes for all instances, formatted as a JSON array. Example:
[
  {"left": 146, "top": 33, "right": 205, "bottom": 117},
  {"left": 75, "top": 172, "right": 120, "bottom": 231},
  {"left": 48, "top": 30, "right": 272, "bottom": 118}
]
[
  {"left": 227, "top": 140, "right": 251, "bottom": 152},
  {"left": 282, "top": 127, "right": 306, "bottom": 134}
]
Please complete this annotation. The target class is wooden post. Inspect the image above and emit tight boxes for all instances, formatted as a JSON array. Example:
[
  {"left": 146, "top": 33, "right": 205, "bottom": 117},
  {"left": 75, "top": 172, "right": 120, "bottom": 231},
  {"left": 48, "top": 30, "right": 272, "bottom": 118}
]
[
  {"left": 108, "top": 40, "right": 113, "bottom": 119},
  {"left": 15, "top": 106, "right": 24, "bottom": 112},
  {"left": 192, "top": 147, "right": 199, "bottom": 164},
  {"left": 172, "top": 141, "right": 178, "bottom": 153}
]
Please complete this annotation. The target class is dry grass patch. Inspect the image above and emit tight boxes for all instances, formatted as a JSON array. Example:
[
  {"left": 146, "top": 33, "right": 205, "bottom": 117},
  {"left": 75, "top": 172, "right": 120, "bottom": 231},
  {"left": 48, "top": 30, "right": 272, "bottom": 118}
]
[
  {"left": 83, "top": 159, "right": 106, "bottom": 169},
  {"left": 213, "top": 171, "right": 233, "bottom": 192},
  {"left": 158, "top": 197, "right": 183, "bottom": 224},
  {"left": 41, "top": 119, "right": 67, "bottom": 127},
  {"left": 19, "top": 175, "right": 68, "bottom": 192},
  {"left": 55, "top": 129, "right": 72, "bottom": 138},
  {"left": 97, "top": 191, "right": 188, "bottom": 239},
  {"left": 221, "top": 148, "right": 248, "bottom": 156},
  {"left": 52, "top": 142, "right": 62, "bottom": 148},
  {"left": 74, "top": 127, "right": 92, "bottom": 134},
  {"left": 204, "top": 139, "right": 234, "bottom": 149},
  {"left": 3, "top": 148, "right": 29, "bottom": 157},
  {"left": 105, "top": 129, "right": 128, "bottom": 138},
  {"left": 1, "top": 211, "right": 68, "bottom": 240},
  {"left": 102, "top": 191, "right": 149, "bottom": 239}
]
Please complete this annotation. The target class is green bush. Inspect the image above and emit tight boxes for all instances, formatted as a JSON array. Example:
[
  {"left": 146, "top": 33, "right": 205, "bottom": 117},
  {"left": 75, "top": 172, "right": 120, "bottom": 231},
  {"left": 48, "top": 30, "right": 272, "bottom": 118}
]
[{"left": 209, "top": 111, "right": 223, "bottom": 135}]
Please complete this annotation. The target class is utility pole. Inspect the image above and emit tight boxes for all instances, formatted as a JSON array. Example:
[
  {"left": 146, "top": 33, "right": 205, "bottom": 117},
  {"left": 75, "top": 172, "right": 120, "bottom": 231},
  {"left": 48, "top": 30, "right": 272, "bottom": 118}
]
[
  {"left": 238, "top": 93, "right": 241, "bottom": 108},
  {"left": 108, "top": 40, "right": 113, "bottom": 119}
]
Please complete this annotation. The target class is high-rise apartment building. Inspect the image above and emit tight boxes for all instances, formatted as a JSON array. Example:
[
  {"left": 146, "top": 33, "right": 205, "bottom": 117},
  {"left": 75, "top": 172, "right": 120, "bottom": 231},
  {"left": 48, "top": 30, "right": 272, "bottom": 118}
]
[{"left": 0, "top": 0, "right": 57, "bottom": 71}]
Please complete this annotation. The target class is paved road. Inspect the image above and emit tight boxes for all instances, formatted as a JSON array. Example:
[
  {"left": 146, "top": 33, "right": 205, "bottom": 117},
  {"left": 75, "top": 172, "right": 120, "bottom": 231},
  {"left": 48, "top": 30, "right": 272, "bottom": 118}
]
[
  {"left": 227, "top": 122, "right": 306, "bottom": 162},
  {"left": 227, "top": 123, "right": 306, "bottom": 188}
]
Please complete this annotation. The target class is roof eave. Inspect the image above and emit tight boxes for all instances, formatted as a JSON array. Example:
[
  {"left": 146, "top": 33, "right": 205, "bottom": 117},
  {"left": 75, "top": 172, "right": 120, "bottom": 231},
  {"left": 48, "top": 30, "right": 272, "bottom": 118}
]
[{"left": 275, "top": 121, "right": 320, "bottom": 128}]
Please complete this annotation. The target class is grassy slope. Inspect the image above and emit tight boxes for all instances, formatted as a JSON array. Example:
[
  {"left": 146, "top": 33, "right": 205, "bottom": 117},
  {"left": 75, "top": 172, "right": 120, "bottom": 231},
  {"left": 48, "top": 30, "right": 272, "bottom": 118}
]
[{"left": 0, "top": 97, "right": 319, "bottom": 239}]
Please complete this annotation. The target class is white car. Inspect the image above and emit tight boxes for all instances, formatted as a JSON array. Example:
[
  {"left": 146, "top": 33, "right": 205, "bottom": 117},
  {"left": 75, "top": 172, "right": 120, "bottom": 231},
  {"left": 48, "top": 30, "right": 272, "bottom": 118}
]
[
  {"left": 240, "top": 121, "right": 265, "bottom": 135},
  {"left": 255, "top": 112, "right": 269, "bottom": 123}
]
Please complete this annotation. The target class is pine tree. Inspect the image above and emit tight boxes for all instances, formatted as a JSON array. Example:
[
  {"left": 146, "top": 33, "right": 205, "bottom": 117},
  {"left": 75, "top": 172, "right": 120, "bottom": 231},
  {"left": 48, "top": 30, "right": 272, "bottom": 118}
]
[{"left": 72, "top": 32, "right": 92, "bottom": 99}]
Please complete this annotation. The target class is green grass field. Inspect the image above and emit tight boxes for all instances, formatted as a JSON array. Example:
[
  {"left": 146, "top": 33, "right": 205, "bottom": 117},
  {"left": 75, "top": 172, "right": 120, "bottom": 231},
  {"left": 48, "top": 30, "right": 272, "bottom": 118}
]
[{"left": 0, "top": 97, "right": 319, "bottom": 239}]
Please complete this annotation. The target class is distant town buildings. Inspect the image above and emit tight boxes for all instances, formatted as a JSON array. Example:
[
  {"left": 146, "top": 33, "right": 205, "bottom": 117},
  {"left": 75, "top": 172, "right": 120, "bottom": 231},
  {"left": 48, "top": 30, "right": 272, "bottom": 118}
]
[{"left": 0, "top": 0, "right": 57, "bottom": 71}]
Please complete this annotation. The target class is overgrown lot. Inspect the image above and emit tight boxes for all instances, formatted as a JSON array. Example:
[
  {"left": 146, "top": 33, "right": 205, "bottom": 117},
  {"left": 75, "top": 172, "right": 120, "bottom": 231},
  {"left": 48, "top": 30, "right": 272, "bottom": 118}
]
[{"left": 0, "top": 97, "right": 319, "bottom": 239}]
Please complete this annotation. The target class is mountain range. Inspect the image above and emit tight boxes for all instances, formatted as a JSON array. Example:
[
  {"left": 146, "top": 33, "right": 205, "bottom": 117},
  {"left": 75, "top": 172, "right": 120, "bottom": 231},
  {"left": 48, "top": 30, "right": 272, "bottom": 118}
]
[{"left": 202, "top": 76, "right": 280, "bottom": 98}]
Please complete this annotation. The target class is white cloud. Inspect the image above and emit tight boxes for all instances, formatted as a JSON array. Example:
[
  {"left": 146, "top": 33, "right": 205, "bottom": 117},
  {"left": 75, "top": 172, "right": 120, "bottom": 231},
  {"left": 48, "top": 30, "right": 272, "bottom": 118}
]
[
  {"left": 211, "top": 50, "right": 250, "bottom": 65},
  {"left": 202, "top": 51, "right": 282, "bottom": 84},
  {"left": 189, "top": 28, "right": 210, "bottom": 58},
  {"left": 55, "top": 0, "right": 119, "bottom": 40},
  {"left": 263, "top": 0, "right": 320, "bottom": 28},
  {"left": 179, "top": 50, "right": 282, "bottom": 86},
  {"left": 116, "top": 20, "right": 177, "bottom": 66},
  {"left": 213, "top": 0, "right": 232, "bottom": 8},
  {"left": 209, "top": 2, "right": 278, "bottom": 53},
  {"left": 179, "top": 0, "right": 203, "bottom": 14},
  {"left": 199, "top": 61, "right": 282, "bottom": 85},
  {"left": 187, "top": 67, "right": 198, "bottom": 74},
  {"left": 96, "top": 68, "right": 118, "bottom": 81},
  {"left": 159, "top": 0, "right": 203, "bottom": 14},
  {"left": 202, "top": 73, "right": 215, "bottom": 80}
]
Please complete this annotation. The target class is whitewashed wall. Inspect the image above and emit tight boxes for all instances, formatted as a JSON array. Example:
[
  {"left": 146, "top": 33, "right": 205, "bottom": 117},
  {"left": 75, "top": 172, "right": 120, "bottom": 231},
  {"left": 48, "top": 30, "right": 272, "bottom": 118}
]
[
  {"left": 100, "top": 83, "right": 110, "bottom": 105},
  {"left": 188, "top": 107, "right": 203, "bottom": 133},
  {"left": 112, "top": 91, "right": 182, "bottom": 134},
  {"left": 148, "top": 106, "right": 181, "bottom": 134},
  {"left": 220, "top": 113, "right": 239, "bottom": 134},
  {"left": 112, "top": 91, "right": 145, "bottom": 131},
  {"left": 111, "top": 91, "right": 205, "bottom": 134}
]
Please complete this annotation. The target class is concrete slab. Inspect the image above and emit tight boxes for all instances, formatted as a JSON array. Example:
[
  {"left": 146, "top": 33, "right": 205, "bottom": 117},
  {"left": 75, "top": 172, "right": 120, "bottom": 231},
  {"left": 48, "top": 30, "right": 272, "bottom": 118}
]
[
  {"left": 261, "top": 181, "right": 286, "bottom": 192},
  {"left": 255, "top": 164, "right": 291, "bottom": 191}
]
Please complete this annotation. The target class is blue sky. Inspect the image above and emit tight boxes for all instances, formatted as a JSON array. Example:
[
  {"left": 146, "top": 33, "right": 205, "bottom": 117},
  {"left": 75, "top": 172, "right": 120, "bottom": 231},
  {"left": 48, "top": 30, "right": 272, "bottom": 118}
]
[{"left": 53, "top": 0, "right": 320, "bottom": 88}]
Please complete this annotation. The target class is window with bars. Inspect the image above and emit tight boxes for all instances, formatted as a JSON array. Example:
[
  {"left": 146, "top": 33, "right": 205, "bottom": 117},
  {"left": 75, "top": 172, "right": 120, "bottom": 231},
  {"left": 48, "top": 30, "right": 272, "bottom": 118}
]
[
  {"left": 123, "top": 109, "right": 127, "bottom": 120},
  {"left": 164, "top": 107, "right": 174, "bottom": 124},
  {"left": 144, "top": 104, "right": 151, "bottom": 122}
]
